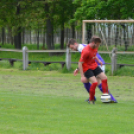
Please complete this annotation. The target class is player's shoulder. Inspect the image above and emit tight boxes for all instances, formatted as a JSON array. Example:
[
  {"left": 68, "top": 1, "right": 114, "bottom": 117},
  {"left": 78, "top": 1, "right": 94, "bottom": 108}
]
[
  {"left": 77, "top": 44, "right": 87, "bottom": 52},
  {"left": 81, "top": 45, "right": 90, "bottom": 54}
]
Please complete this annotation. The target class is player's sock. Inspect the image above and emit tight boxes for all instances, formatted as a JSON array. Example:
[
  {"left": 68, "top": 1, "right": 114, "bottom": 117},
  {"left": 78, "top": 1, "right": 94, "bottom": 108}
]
[
  {"left": 102, "top": 79, "right": 109, "bottom": 93},
  {"left": 98, "top": 83, "right": 103, "bottom": 92},
  {"left": 84, "top": 83, "right": 96, "bottom": 101},
  {"left": 89, "top": 82, "right": 98, "bottom": 101},
  {"left": 83, "top": 83, "right": 91, "bottom": 93},
  {"left": 109, "top": 93, "right": 118, "bottom": 102}
]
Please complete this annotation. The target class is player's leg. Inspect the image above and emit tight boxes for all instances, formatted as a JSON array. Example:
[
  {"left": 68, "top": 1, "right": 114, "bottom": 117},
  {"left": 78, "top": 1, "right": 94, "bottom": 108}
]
[
  {"left": 83, "top": 82, "right": 91, "bottom": 93},
  {"left": 83, "top": 82, "right": 97, "bottom": 101},
  {"left": 82, "top": 76, "right": 97, "bottom": 101},
  {"left": 97, "top": 65, "right": 107, "bottom": 92},
  {"left": 97, "top": 65, "right": 106, "bottom": 92},
  {"left": 81, "top": 77, "right": 91, "bottom": 93},
  {"left": 88, "top": 76, "right": 98, "bottom": 102},
  {"left": 108, "top": 91, "right": 118, "bottom": 103},
  {"left": 97, "top": 66, "right": 117, "bottom": 102},
  {"left": 96, "top": 72, "right": 109, "bottom": 93},
  {"left": 96, "top": 77, "right": 105, "bottom": 93},
  {"left": 93, "top": 66, "right": 108, "bottom": 93},
  {"left": 84, "top": 69, "right": 98, "bottom": 103},
  {"left": 96, "top": 77, "right": 102, "bottom": 90}
]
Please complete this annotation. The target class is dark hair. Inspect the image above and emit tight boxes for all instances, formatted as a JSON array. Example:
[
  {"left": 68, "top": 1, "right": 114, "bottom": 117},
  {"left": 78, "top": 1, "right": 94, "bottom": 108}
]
[
  {"left": 90, "top": 36, "right": 101, "bottom": 43},
  {"left": 67, "top": 38, "right": 77, "bottom": 47}
]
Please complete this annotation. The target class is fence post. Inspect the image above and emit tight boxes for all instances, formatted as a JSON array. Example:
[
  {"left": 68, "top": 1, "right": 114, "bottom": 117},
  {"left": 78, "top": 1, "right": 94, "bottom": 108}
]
[
  {"left": 22, "top": 46, "right": 28, "bottom": 70},
  {"left": 111, "top": 47, "right": 117, "bottom": 75},
  {"left": 66, "top": 47, "right": 71, "bottom": 70}
]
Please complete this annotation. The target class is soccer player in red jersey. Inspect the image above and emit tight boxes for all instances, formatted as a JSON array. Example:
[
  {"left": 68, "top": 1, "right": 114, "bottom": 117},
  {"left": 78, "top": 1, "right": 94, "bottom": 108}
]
[
  {"left": 67, "top": 39, "right": 117, "bottom": 103},
  {"left": 78, "top": 36, "right": 109, "bottom": 104}
]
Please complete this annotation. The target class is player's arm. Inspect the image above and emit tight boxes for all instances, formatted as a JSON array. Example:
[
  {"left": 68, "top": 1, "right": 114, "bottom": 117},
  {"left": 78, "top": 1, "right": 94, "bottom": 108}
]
[
  {"left": 73, "top": 68, "right": 79, "bottom": 76},
  {"left": 96, "top": 53, "right": 105, "bottom": 65},
  {"left": 78, "top": 50, "right": 89, "bottom": 83},
  {"left": 95, "top": 56, "right": 102, "bottom": 66},
  {"left": 78, "top": 61, "right": 88, "bottom": 83},
  {"left": 73, "top": 44, "right": 85, "bottom": 76},
  {"left": 78, "top": 50, "right": 85, "bottom": 77},
  {"left": 78, "top": 61, "right": 84, "bottom": 77}
]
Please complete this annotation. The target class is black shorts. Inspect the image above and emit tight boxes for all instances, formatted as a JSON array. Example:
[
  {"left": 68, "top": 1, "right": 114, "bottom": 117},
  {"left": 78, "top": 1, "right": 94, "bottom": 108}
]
[{"left": 84, "top": 66, "right": 103, "bottom": 79}]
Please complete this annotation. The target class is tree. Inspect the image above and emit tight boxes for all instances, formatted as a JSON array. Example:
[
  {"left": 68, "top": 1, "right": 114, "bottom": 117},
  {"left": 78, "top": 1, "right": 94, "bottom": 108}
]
[
  {"left": 0, "top": 0, "right": 24, "bottom": 49},
  {"left": 74, "top": 0, "right": 134, "bottom": 48},
  {"left": 52, "top": 0, "right": 76, "bottom": 49},
  {"left": 14, "top": 2, "right": 21, "bottom": 49},
  {"left": 44, "top": 2, "right": 54, "bottom": 50}
]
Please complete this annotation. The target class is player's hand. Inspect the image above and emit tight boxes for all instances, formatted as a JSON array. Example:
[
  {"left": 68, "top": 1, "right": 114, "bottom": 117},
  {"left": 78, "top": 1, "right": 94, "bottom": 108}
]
[
  {"left": 99, "top": 60, "right": 103, "bottom": 66},
  {"left": 100, "top": 61, "right": 103, "bottom": 66},
  {"left": 73, "top": 69, "right": 79, "bottom": 76}
]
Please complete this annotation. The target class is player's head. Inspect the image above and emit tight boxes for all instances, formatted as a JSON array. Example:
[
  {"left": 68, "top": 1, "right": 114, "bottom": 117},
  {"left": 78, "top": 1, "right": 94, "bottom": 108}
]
[
  {"left": 90, "top": 36, "right": 101, "bottom": 49},
  {"left": 67, "top": 38, "right": 78, "bottom": 51}
]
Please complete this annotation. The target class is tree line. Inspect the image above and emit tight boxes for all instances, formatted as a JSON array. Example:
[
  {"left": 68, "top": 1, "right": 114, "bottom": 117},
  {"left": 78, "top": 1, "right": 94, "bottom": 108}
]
[{"left": 0, "top": 0, "right": 134, "bottom": 49}]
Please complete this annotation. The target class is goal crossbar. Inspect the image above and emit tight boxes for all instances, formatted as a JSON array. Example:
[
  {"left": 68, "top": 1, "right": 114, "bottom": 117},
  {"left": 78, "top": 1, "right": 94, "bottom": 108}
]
[
  {"left": 82, "top": 20, "right": 134, "bottom": 44},
  {"left": 83, "top": 20, "right": 134, "bottom": 23}
]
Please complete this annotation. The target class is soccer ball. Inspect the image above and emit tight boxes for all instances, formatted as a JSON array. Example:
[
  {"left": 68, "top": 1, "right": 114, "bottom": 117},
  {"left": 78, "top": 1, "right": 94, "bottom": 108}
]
[{"left": 101, "top": 93, "right": 111, "bottom": 103}]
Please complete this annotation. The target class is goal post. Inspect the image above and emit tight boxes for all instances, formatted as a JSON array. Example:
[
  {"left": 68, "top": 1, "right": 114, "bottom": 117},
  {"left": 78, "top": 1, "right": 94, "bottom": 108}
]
[
  {"left": 82, "top": 20, "right": 134, "bottom": 44},
  {"left": 82, "top": 20, "right": 134, "bottom": 75}
]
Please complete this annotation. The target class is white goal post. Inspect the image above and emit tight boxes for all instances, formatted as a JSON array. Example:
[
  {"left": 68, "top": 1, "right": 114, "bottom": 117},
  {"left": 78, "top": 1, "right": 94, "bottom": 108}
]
[
  {"left": 82, "top": 20, "right": 134, "bottom": 75},
  {"left": 82, "top": 20, "right": 134, "bottom": 44}
]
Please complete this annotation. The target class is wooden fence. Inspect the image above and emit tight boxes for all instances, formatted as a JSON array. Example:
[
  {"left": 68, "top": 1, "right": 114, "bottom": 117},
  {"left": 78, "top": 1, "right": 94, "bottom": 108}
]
[{"left": 1, "top": 46, "right": 134, "bottom": 75}]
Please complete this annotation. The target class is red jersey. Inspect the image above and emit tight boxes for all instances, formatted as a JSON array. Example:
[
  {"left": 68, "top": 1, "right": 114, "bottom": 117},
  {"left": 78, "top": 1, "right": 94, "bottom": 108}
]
[{"left": 79, "top": 45, "right": 98, "bottom": 72}]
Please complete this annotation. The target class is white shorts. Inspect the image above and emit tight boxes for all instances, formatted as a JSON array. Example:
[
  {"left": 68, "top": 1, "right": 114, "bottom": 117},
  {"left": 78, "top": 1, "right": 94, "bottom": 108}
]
[{"left": 98, "top": 65, "right": 105, "bottom": 73}]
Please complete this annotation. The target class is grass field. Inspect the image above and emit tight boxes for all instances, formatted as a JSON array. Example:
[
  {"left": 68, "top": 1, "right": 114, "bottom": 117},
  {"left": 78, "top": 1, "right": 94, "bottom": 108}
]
[{"left": 0, "top": 69, "right": 134, "bottom": 134}]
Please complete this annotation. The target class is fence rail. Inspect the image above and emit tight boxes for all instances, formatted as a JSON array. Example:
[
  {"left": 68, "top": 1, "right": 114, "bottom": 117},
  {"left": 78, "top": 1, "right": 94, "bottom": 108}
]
[
  {"left": 2, "top": 48, "right": 134, "bottom": 54},
  {"left": 1, "top": 47, "right": 134, "bottom": 75},
  {"left": 0, "top": 48, "right": 22, "bottom": 52}
]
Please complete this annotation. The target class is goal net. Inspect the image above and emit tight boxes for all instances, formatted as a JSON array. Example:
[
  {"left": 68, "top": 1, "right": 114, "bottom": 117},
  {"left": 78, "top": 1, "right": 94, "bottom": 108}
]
[{"left": 82, "top": 20, "right": 134, "bottom": 71}]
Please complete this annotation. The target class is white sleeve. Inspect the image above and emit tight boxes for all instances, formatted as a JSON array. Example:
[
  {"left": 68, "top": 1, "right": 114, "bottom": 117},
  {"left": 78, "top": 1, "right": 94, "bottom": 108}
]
[{"left": 77, "top": 44, "right": 85, "bottom": 52}]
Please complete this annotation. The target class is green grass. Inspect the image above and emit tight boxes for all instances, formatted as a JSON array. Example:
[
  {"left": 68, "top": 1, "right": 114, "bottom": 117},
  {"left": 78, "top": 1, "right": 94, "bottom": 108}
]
[{"left": 0, "top": 69, "right": 134, "bottom": 134}]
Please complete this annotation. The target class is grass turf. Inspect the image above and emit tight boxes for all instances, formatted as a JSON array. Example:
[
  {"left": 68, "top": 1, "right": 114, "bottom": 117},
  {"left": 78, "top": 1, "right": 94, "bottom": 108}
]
[{"left": 0, "top": 69, "right": 134, "bottom": 134}]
